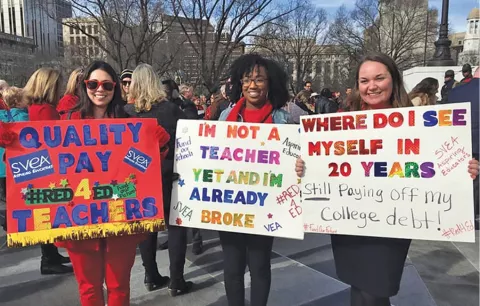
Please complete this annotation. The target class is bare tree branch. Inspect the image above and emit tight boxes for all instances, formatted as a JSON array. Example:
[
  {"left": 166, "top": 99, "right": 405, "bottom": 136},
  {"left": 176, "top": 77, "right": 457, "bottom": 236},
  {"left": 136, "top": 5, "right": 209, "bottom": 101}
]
[
  {"left": 329, "top": 0, "right": 438, "bottom": 70},
  {"left": 169, "top": 0, "right": 297, "bottom": 92},
  {"left": 251, "top": 0, "right": 330, "bottom": 93}
]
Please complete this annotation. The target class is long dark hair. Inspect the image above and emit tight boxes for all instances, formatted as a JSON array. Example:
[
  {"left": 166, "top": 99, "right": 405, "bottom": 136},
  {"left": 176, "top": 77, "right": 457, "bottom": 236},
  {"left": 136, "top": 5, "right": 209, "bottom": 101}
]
[
  {"left": 347, "top": 52, "right": 412, "bottom": 111},
  {"left": 409, "top": 77, "right": 439, "bottom": 99},
  {"left": 229, "top": 53, "right": 289, "bottom": 109},
  {"left": 73, "top": 61, "right": 126, "bottom": 118}
]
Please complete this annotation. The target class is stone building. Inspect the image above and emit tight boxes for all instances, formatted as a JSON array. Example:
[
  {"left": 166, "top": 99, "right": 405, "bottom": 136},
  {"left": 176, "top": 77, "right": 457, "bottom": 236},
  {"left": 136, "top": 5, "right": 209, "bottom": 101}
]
[
  {"left": 0, "top": 32, "right": 35, "bottom": 85},
  {"left": 459, "top": 8, "right": 480, "bottom": 65}
]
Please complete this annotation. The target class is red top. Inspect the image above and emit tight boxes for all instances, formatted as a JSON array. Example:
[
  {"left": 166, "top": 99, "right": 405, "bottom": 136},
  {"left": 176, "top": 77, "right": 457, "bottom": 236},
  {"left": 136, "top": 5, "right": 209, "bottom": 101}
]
[
  {"left": 60, "top": 110, "right": 83, "bottom": 120},
  {"left": 57, "top": 94, "right": 79, "bottom": 115},
  {"left": 28, "top": 103, "right": 60, "bottom": 121},
  {"left": 226, "top": 97, "right": 273, "bottom": 123}
]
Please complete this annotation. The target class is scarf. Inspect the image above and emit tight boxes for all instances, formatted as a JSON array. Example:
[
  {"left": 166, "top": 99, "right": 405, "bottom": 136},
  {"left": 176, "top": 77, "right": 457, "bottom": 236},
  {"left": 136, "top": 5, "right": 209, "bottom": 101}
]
[{"left": 226, "top": 97, "right": 273, "bottom": 123}]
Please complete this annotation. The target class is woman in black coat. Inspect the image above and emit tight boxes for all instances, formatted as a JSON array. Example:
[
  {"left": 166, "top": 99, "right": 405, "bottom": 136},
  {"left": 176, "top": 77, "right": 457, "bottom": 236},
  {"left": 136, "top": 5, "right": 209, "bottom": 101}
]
[{"left": 124, "top": 64, "right": 193, "bottom": 297}]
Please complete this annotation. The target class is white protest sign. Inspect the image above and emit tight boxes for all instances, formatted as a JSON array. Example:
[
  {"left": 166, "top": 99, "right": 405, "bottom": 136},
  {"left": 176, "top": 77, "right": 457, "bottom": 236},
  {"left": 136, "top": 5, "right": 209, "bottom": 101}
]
[
  {"left": 171, "top": 120, "right": 304, "bottom": 239},
  {"left": 300, "top": 103, "right": 475, "bottom": 242}
]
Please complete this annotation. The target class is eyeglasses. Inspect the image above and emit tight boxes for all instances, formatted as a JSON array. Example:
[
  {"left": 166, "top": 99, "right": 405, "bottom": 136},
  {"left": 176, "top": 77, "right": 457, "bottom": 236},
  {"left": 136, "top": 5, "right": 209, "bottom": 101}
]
[
  {"left": 241, "top": 77, "right": 266, "bottom": 86},
  {"left": 84, "top": 80, "right": 116, "bottom": 91},
  {"left": 122, "top": 81, "right": 131, "bottom": 87}
]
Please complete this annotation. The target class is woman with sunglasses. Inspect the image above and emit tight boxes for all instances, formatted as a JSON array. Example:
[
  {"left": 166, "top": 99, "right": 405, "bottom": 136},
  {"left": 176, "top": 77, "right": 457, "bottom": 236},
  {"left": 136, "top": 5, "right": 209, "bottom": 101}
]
[
  {"left": 217, "top": 54, "right": 292, "bottom": 306},
  {"left": 120, "top": 69, "right": 133, "bottom": 104},
  {"left": 58, "top": 61, "right": 170, "bottom": 306},
  {"left": 125, "top": 63, "right": 194, "bottom": 296}
]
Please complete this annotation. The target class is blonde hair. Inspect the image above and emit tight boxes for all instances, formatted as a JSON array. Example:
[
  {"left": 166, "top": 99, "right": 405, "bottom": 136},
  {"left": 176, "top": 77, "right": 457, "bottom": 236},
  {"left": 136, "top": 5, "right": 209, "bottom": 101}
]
[
  {"left": 179, "top": 84, "right": 193, "bottom": 96},
  {"left": 24, "top": 68, "right": 62, "bottom": 106},
  {"left": 2, "top": 87, "right": 25, "bottom": 108},
  {"left": 64, "top": 68, "right": 83, "bottom": 96},
  {"left": 295, "top": 90, "right": 311, "bottom": 104},
  {"left": 129, "top": 64, "right": 167, "bottom": 112}
]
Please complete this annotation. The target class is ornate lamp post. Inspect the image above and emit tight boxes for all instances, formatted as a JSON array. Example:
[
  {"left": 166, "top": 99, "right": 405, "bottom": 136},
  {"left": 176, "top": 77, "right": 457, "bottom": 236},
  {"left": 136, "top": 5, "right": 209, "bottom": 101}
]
[{"left": 428, "top": 0, "right": 455, "bottom": 66}]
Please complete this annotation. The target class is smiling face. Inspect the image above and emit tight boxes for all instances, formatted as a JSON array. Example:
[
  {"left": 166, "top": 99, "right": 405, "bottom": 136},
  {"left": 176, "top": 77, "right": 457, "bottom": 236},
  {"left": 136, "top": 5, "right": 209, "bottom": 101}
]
[
  {"left": 86, "top": 69, "right": 115, "bottom": 108},
  {"left": 241, "top": 65, "right": 269, "bottom": 109},
  {"left": 358, "top": 61, "right": 393, "bottom": 109}
]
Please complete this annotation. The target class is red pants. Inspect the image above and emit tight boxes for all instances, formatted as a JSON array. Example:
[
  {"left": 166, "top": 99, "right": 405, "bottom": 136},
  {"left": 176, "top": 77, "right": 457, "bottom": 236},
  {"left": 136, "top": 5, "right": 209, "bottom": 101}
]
[{"left": 62, "top": 235, "right": 141, "bottom": 306}]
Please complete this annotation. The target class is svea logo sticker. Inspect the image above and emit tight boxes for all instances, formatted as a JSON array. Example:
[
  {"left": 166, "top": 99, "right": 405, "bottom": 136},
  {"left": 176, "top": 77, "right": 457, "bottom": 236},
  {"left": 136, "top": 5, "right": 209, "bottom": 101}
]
[
  {"left": 8, "top": 149, "right": 55, "bottom": 183},
  {"left": 123, "top": 147, "right": 152, "bottom": 173}
]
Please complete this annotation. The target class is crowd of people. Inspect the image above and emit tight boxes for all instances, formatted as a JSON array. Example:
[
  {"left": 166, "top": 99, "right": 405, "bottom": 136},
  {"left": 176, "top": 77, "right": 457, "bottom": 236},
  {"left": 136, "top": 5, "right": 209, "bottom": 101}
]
[{"left": 0, "top": 52, "right": 478, "bottom": 306}]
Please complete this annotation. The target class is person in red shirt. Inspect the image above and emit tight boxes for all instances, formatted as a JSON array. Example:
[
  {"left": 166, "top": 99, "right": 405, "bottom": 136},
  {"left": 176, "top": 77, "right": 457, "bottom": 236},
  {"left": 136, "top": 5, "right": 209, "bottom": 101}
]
[
  {"left": 23, "top": 67, "right": 73, "bottom": 275},
  {"left": 58, "top": 60, "right": 170, "bottom": 306},
  {"left": 57, "top": 67, "right": 83, "bottom": 117}
]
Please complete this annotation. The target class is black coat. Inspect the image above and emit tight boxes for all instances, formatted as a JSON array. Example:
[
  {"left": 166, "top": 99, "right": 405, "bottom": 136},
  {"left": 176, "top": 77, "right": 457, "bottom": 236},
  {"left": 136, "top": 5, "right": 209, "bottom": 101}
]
[
  {"left": 331, "top": 235, "right": 410, "bottom": 297},
  {"left": 124, "top": 101, "right": 186, "bottom": 189},
  {"left": 440, "top": 79, "right": 457, "bottom": 103},
  {"left": 172, "top": 96, "right": 198, "bottom": 119},
  {"left": 314, "top": 96, "right": 338, "bottom": 114}
]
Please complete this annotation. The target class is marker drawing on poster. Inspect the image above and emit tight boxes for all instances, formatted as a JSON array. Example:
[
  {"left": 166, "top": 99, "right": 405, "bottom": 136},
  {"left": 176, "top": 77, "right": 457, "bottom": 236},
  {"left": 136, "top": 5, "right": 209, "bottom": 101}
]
[
  {"left": 300, "top": 103, "right": 475, "bottom": 242},
  {"left": 171, "top": 120, "right": 304, "bottom": 239},
  {"left": 4, "top": 119, "right": 164, "bottom": 247}
]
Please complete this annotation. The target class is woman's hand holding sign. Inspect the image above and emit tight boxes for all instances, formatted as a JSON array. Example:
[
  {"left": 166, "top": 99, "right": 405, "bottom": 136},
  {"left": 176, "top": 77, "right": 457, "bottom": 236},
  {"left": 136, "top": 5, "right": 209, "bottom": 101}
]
[{"left": 295, "top": 157, "right": 305, "bottom": 178}]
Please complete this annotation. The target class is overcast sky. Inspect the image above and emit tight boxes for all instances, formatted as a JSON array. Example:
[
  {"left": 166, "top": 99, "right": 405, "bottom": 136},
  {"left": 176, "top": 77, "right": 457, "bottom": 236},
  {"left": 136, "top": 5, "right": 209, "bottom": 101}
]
[{"left": 312, "top": 0, "right": 478, "bottom": 33}]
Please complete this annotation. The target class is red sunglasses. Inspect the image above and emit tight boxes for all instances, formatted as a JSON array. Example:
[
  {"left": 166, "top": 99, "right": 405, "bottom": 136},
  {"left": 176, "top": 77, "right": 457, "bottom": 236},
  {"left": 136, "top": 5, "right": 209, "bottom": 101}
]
[{"left": 84, "top": 80, "right": 116, "bottom": 91}]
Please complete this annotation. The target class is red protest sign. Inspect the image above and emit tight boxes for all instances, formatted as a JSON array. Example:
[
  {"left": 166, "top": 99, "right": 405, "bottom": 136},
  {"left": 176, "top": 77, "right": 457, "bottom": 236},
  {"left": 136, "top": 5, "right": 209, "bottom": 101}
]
[{"left": 4, "top": 118, "right": 163, "bottom": 247}]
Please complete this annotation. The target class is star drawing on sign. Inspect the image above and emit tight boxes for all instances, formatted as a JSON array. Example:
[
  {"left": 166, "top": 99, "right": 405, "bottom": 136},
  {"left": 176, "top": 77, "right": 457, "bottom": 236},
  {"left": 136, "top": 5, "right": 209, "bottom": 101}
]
[
  {"left": 21, "top": 194, "right": 27, "bottom": 200},
  {"left": 178, "top": 179, "right": 185, "bottom": 187},
  {"left": 94, "top": 181, "right": 100, "bottom": 187},
  {"left": 21, "top": 187, "right": 29, "bottom": 195},
  {"left": 176, "top": 217, "right": 182, "bottom": 225},
  {"left": 59, "top": 179, "right": 69, "bottom": 188},
  {"left": 27, "top": 184, "right": 33, "bottom": 189},
  {"left": 124, "top": 177, "right": 131, "bottom": 183},
  {"left": 260, "top": 141, "right": 265, "bottom": 146},
  {"left": 112, "top": 194, "right": 119, "bottom": 201},
  {"left": 48, "top": 182, "right": 56, "bottom": 189},
  {"left": 297, "top": 178, "right": 302, "bottom": 184},
  {"left": 267, "top": 213, "right": 273, "bottom": 219},
  {"left": 129, "top": 174, "right": 136, "bottom": 179},
  {"left": 131, "top": 179, "right": 137, "bottom": 185},
  {"left": 111, "top": 180, "right": 118, "bottom": 186},
  {"left": 67, "top": 201, "right": 75, "bottom": 207}
]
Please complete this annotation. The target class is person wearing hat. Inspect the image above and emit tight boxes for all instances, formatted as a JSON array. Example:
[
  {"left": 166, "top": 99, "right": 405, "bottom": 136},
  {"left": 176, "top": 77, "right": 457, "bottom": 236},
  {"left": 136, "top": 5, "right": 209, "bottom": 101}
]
[
  {"left": 120, "top": 69, "right": 133, "bottom": 104},
  {"left": 440, "top": 69, "right": 458, "bottom": 104},
  {"left": 461, "top": 63, "right": 473, "bottom": 84}
]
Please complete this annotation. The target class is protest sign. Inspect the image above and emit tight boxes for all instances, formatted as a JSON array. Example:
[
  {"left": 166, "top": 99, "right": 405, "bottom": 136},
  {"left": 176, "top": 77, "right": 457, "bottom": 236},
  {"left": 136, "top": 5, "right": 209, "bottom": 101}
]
[
  {"left": 300, "top": 103, "right": 475, "bottom": 242},
  {"left": 5, "top": 118, "right": 164, "bottom": 247},
  {"left": 171, "top": 120, "right": 304, "bottom": 239}
]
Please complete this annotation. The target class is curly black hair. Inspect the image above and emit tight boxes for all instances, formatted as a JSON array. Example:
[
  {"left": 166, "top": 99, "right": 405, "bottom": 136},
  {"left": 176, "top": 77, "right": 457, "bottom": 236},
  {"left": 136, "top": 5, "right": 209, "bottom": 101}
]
[
  {"left": 73, "top": 60, "right": 127, "bottom": 118},
  {"left": 229, "top": 53, "right": 289, "bottom": 109}
]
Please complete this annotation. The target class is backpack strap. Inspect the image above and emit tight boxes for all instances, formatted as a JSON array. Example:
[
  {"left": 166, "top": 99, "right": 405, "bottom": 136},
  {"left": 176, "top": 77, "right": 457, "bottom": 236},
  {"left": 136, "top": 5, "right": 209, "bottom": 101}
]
[{"left": 67, "top": 110, "right": 73, "bottom": 120}]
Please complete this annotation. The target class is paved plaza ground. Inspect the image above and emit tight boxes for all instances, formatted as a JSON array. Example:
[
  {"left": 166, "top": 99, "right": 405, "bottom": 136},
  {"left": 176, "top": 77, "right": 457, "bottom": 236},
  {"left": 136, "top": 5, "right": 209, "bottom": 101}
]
[{"left": 0, "top": 228, "right": 478, "bottom": 306}]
